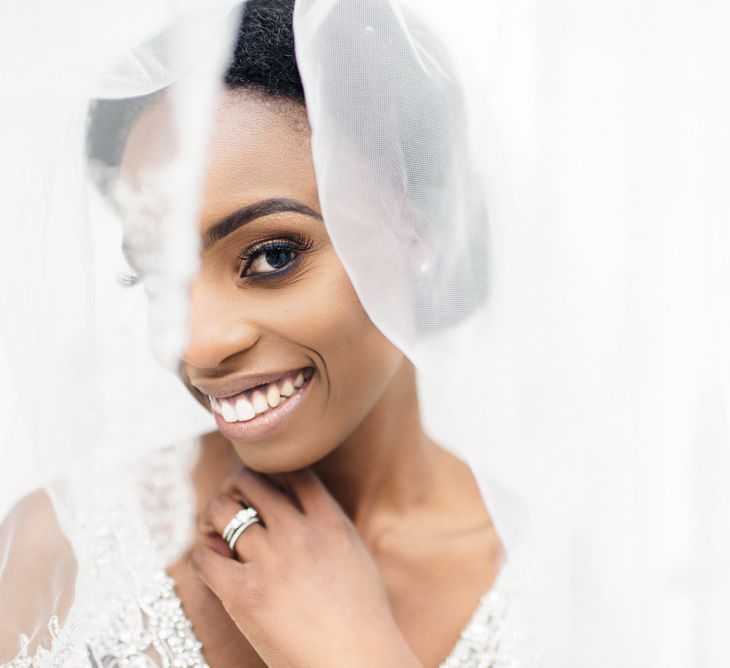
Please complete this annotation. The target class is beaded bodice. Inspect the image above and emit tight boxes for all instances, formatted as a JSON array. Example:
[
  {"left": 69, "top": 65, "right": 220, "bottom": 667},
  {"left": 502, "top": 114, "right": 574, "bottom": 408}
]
[{"left": 2, "top": 441, "right": 535, "bottom": 668}]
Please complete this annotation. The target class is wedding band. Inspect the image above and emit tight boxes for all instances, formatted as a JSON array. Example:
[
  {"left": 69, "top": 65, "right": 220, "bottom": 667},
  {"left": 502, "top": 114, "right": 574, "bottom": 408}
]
[
  {"left": 222, "top": 506, "right": 259, "bottom": 543},
  {"left": 226, "top": 514, "right": 261, "bottom": 552},
  {"left": 221, "top": 506, "right": 260, "bottom": 551}
]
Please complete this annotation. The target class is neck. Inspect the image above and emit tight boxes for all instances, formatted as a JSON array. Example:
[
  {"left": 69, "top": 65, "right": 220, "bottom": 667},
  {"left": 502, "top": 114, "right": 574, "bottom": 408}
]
[
  {"left": 194, "top": 358, "right": 441, "bottom": 538},
  {"left": 311, "top": 358, "right": 438, "bottom": 534}
]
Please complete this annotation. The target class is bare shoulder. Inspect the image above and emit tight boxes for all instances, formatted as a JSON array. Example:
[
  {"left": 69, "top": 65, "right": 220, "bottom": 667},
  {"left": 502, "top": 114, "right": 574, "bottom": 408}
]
[
  {"left": 426, "top": 441, "right": 505, "bottom": 585},
  {"left": 0, "top": 488, "right": 73, "bottom": 561},
  {"left": 430, "top": 440, "right": 499, "bottom": 533},
  {"left": 0, "top": 489, "right": 77, "bottom": 662}
]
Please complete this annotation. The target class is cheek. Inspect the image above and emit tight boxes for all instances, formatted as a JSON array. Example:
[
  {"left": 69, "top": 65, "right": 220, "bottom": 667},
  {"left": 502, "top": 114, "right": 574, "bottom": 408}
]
[
  {"left": 222, "top": 255, "right": 403, "bottom": 471},
  {"left": 302, "top": 261, "right": 402, "bottom": 415},
  {"left": 260, "top": 254, "right": 401, "bottom": 414}
]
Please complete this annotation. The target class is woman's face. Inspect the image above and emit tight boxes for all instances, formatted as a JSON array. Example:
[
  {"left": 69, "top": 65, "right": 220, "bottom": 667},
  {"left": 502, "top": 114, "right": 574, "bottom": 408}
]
[{"left": 124, "top": 89, "right": 403, "bottom": 472}]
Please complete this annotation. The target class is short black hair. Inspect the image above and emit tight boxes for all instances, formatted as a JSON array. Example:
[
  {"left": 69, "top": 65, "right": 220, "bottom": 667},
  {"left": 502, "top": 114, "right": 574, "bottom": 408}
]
[
  {"left": 224, "top": 0, "right": 304, "bottom": 104},
  {"left": 86, "top": 0, "right": 302, "bottom": 174},
  {"left": 87, "top": 0, "right": 488, "bottom": 331}
]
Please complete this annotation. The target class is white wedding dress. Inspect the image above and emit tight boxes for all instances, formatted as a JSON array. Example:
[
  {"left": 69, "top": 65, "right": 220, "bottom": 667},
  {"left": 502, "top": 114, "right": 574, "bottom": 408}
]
[{"left": 0, "top": 440, "right": 537, "bottom": 668}]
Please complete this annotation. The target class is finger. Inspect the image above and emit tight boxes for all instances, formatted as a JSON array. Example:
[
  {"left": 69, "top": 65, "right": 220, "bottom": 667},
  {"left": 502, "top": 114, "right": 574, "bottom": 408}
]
[
  {"left": 190, "top": 544, "right": 251, "bottom": 607},
  {"left": 222, "top": 465, "right": 300, "bottom": 527},
  {"left": 201, "top": 492, "right": 267, "bottom": 561},
  {"left": 268, "top": 472, "right": 304, "bottom": 512},
  {"left": 284, "top": 467, "right": 345, "bottom": 520}
]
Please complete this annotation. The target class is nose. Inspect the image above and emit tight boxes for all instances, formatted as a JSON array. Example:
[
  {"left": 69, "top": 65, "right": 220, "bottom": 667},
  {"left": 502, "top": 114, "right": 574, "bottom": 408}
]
[{"left": 182, "top": 276, "right": 260, "bottom": 371}]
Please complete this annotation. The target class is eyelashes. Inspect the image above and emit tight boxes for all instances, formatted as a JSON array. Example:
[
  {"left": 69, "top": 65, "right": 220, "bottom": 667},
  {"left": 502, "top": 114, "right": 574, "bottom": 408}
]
[
  {"left": 237, "top": 233, "right": 315, "bottom": 280},
  {"left": 116, "top": 232, "right": 316, "bottom": 287}
]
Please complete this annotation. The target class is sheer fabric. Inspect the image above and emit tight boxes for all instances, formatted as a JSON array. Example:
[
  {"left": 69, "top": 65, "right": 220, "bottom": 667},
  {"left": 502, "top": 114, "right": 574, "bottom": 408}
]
[
  {"left": 1, "top": 440, "right": 537, "bottom": 667},
  {"left": 1, "top": 0, "right": 729, "bottom": 666}
]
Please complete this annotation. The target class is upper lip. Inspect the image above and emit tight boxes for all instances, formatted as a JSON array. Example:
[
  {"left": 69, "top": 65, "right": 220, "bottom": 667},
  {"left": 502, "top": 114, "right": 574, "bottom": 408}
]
[{"left": 191, "top": 366, "right": 310, "bottom": 399}]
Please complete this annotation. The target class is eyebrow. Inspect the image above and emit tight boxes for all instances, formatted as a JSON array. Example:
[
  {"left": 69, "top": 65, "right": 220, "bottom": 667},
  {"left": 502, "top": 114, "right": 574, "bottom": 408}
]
[{"left": 202, "top": 197, "right": 322, "bottom": 250}]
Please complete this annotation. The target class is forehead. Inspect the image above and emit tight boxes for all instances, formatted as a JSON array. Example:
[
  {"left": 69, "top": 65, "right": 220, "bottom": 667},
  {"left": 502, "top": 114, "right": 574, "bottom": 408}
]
[
  {"left": 121, "top": 88, "right": 318, "bottom": 227},
  {"left": 202, "top": 90, "right": 317, "bottom": 225}
]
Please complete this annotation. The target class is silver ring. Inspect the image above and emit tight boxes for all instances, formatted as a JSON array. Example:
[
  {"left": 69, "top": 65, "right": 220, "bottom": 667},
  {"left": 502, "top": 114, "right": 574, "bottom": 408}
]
[
  {"left": 222, "top": 506, "right": 259, "bottom": 542},
  {"left": 227, "top": 514, "right": 261, "bottom": 552},
  {"left": 222, "top": 506, "right": 260, "bottom": 551}
]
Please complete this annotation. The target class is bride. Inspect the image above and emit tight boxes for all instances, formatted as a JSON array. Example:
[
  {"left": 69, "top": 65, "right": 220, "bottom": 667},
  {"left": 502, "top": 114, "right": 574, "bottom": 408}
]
[
  {"left": 0, "top": 1, "right": 522, "bottom": 666},
  {"left": 2, "top": 0, "right": 729, "bottom": 664}
]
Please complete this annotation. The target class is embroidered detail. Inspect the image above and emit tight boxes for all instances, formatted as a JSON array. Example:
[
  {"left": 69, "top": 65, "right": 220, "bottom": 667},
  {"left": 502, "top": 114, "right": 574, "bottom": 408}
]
[
  {"left": 439, "top": 574, "right": 511, "bottom": 668},
  {"left": 84, "top": 571, "right": 207, "bottom": 668},
  {"left": 4, "top": 616, "right": 79, "bottom": 668},
  {"left": 2, "top": 441, "right": 206, "bottom": 668},
  {"left": 3, "top": 440, "right": 533, "bottom": 668},
  {"left": 440, "top": 565, "right": 542, "bottom": 668}
]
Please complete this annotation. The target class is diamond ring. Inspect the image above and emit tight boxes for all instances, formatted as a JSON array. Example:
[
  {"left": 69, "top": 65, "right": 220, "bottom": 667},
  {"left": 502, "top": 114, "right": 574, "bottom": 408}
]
[{"left": 221, "top": 506, "right": 261, "bottom": 552}]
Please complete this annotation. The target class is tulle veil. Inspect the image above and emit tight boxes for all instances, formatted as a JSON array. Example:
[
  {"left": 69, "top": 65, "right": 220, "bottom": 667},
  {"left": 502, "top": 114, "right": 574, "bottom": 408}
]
[{"left": 1, "top": 0, "right": 729, "bottom": 665}]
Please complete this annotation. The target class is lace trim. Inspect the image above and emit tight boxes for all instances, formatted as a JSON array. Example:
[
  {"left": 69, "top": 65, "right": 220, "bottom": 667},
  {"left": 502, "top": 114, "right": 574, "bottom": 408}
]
[
  {"left": 84, "top": 570, "right": 207, "bottom": 668},
  {"left": 439, "top": 568, "right": 511, "bottom": 668},
  {"left": 440, "top": 564, "right": 542, "bottom": 668},
  {"left": 139, "top": 441, "right": 199, "bottom": 565},
  {"left": 4, "top": 577, "right": 208, "bottom": 668},
  {"left": 2, "top": 441, "right": 205, "bottom": 668},
  {"left": 3, "top": 440, "right": 535, "bottom": 668},
  {"left": 4, "top": 616, "right": 80, "bottom": 668}
]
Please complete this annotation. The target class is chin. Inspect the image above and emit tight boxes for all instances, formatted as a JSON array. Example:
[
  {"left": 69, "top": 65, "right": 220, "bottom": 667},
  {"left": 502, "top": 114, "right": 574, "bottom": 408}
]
[{"left": 229, "top": 440, "right": 335, "bottom": 475}]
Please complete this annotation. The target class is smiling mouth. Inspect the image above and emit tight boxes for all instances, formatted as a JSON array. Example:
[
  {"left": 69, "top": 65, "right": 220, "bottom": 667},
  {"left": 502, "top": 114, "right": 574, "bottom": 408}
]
[{"left": 208, "top": 367, "right": 314, "bottom": 423}]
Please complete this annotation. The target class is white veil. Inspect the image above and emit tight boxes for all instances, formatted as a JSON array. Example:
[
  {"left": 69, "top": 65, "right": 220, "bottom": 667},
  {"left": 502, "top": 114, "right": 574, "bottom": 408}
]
[
  {"left": 1, "top": 0, "right": 730, "bottom": 665},
  {"left": 296, "top": 1, "right": 730, "bottom": 661}
]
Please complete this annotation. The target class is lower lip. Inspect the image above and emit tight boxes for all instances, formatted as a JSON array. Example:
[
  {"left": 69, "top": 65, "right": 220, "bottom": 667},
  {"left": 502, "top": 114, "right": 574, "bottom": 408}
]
[{"left": 212, "top": 373, "right": 314, "bottom": 442}]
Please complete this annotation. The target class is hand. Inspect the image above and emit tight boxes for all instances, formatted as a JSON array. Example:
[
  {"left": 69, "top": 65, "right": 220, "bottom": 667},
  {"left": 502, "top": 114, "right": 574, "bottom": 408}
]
[{"left": 190, "top": 465, "right": 422, "bottom": 668}]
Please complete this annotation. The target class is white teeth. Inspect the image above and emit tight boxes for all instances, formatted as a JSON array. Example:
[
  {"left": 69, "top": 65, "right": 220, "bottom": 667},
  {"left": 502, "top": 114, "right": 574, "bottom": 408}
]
[
  {"left": 266, "top": 383, "right": 281, "bottom": 408},
  {"left": 251, "top": 390, "right": 269, "bottom": 414},
  {"left": 211, "top": 370, "right": 311, "bottom": 423},
  {"left": 220, "top": 400, "right": 237, "bottom": 423},
  {"left": 235, "top": 396, "right": 256, "bottom": 421},
  {"left": 280, "top": 378, "right": 295, "bottom": 397}
]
